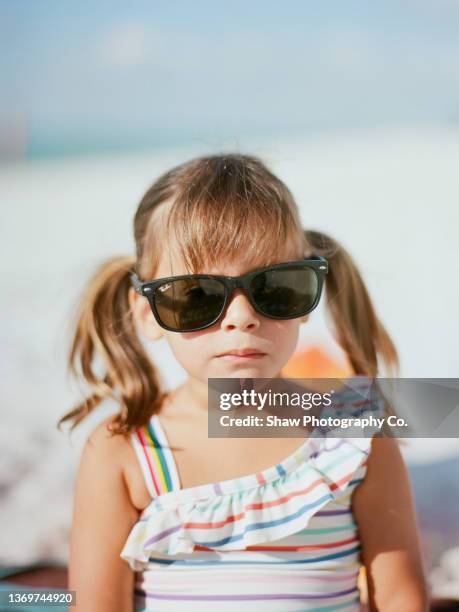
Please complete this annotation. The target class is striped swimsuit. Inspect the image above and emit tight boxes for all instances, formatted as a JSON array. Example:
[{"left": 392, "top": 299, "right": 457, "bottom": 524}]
[{"left": 120, "top": 380, "right": 381, "bottom": 611}]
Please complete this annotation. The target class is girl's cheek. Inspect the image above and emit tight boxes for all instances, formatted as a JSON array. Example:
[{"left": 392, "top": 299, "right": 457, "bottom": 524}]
[
  {"left": 273, "top": 321, "right": 301, "bottom": 359},
  {"left": 166, "top": 335, "right": 209, "bottom": 374}
]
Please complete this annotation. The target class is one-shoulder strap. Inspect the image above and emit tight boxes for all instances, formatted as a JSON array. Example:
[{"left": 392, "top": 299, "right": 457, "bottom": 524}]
[{"left": 130, "top": 415, "right": 179, "bottom": 498}]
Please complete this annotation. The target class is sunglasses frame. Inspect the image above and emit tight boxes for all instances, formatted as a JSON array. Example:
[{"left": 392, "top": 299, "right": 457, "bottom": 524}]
[{"left": 130, "top": 255, "right": 328, "bottom": 333}]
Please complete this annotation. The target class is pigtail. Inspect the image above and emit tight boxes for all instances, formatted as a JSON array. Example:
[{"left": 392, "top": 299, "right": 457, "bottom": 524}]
[
  {"left": 57, "top": 256, "right": 164, "bottom": 437},
  {"left": 305, "top": 229, "right": 399, "bottom": 378}
]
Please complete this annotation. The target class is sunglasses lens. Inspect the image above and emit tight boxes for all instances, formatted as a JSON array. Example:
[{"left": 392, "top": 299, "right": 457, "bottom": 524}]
[
  {"left": 250, "top": 266, "right": 320, "bottom": 318},
  {"left": 154, "top": 278, "right": 226, "bottom": 331}
]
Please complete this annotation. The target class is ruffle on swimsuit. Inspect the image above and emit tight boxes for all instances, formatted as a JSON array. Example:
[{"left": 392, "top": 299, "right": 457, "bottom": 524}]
[{"left": 120, "top": 435, "right": 372, "bottom": 572}]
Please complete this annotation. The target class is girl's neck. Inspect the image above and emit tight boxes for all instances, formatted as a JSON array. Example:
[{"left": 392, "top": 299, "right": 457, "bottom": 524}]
[
  {"left": 163, "top": 371, "right": 285, "bottom": 420},
  {"left": 163, "top": 377, "right": 209, "bottom": 419}
]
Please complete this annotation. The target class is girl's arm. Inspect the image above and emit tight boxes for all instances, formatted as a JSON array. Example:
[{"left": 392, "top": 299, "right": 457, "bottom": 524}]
[
  {"left": 68, "top": 417, "right": 140, "bottom": 612},
  {"left": 352, "top": 436, "right": 429, "bottom": 612}
]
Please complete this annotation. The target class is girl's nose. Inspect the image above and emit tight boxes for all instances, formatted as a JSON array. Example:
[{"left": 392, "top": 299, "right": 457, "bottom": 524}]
[{"left": 220, "top": 289, "right": 260, "bottom": 331}]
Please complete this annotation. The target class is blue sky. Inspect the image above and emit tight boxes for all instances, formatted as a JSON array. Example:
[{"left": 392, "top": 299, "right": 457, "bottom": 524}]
[{"left": 2, "top": 0, "right": 459, "bottom": 157}]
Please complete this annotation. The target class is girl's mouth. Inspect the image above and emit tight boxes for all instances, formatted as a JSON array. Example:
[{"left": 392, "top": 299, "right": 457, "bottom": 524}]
[{"left": 216, "top": 350, "right": 266, "bottom": 362}]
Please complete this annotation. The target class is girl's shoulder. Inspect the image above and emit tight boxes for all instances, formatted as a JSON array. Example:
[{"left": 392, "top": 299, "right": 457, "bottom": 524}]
[
  {"left": 85, "top": 415, "right": 130, "bottom": 461},
  {"left": 352, "top": 436, "right": 407, "bottom": 507},
  {"left": 84, "top": 415, "right": 150, "bottom": 511}
]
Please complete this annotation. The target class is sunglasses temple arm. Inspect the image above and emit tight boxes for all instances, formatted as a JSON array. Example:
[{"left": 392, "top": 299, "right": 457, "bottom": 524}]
[
  {"left": 312, "top": 254, "right": 329, "bottom": 274},
  {"left": 130, "top": 273, "right": 144, "bottom": 295}
]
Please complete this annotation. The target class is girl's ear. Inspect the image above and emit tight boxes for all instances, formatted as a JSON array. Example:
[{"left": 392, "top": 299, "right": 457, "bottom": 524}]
[{"left": 128, "top": 288, "right": 164, "bottom": 341}]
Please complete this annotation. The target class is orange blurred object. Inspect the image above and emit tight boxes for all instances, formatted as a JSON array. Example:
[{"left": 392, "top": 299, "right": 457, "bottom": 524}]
[{"left": 282, "top": 346, "right": 352, "bottom": 379}]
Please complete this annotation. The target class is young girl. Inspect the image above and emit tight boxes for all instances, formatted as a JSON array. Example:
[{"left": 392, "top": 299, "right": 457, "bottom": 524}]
[{"left": 60, "top": 154, "right": 428, "bottom": 612}]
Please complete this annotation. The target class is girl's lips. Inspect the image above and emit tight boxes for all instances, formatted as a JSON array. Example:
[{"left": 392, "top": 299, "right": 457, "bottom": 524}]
[{"left": 217, "top": 353, "right": 266, "bottom": 361}]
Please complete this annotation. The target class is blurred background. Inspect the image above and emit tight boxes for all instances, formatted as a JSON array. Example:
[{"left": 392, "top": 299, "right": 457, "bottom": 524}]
[{"left": 1, "top": 0, "right": 458, "bottom": 602}]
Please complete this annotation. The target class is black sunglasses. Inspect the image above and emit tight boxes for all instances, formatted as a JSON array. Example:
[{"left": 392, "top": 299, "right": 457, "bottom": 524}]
[{"left": 130, "top": 256, "right": 328, "bottom": 333}]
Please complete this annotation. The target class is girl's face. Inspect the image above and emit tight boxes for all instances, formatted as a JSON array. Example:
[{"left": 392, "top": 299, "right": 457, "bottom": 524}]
[{"left": 130, "top": 246, "right": 308, "bottom": 386}]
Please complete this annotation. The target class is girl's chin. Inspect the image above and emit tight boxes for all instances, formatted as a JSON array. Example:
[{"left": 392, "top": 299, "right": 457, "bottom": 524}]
[{"left": 211, "top": 361, "right": 275, "bottom": 378}]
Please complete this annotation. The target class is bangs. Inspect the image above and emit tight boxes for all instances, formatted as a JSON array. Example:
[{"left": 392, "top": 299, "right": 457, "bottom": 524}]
[
  {"left": 137, "top": 154, "right": 307, "bottom": 279},
  {"left": 166, "top": 157, "right": 306, "bottom": 274},
  {"left": 167, "top": 202, "right": 304, "bottom": 274}
]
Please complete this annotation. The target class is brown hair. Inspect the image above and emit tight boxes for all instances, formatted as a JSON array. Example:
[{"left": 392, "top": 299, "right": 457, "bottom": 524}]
[
  {"left": 304, "top": 229, "right": 399, "bottom": 379},
  {"left": 57, "top": 153, "right": 399, "bottom": 437}
]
